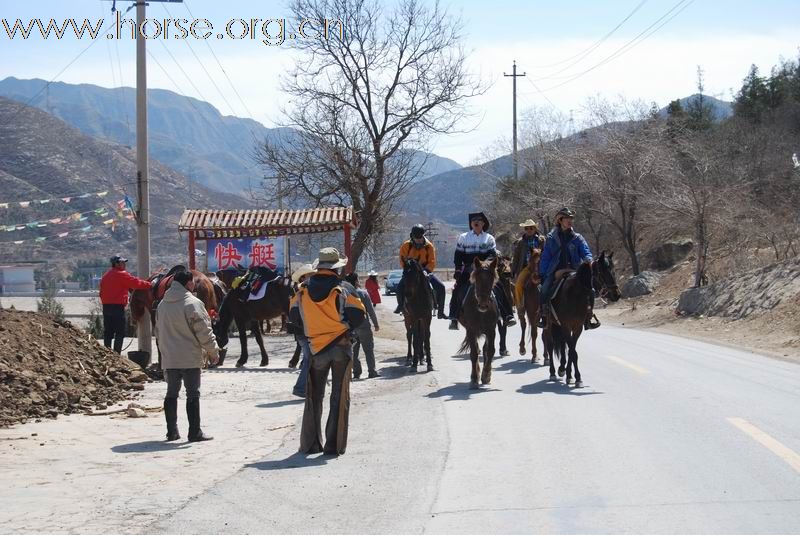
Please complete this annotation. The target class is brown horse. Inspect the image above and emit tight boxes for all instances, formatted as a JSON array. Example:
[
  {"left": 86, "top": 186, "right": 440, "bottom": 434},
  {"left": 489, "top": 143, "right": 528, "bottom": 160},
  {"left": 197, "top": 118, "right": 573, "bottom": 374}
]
[
  {"left": 213, "top": 275, "right": 294, "bottom": 368},
  {"left": 401, "top": 259, "right": 433, "bottom": 372},
  {"left": 518, "top": 248, "right": 542, "bottom": 363},
  {"left": 457, "top": 257, "right": 499, "bottom": 388},
  {"left": 546, "top": 251, "right": 620, "bottom": 386},
  {"left": 495, "top": 256, "right": 514, "bottom": 357}
]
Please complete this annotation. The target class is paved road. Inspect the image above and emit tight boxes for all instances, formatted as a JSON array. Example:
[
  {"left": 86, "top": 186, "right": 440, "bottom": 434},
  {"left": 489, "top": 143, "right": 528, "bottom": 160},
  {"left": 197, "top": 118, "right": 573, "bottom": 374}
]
[{"left": 156, "top": 294, "right": 800, "bottom": 534}]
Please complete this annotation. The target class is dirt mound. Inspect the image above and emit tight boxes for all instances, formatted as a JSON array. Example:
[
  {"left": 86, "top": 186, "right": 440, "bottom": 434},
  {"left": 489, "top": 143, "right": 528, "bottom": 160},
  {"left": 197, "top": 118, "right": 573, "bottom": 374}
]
[{"left": 0, "top": 308, "right": 149, "bottom": 427}]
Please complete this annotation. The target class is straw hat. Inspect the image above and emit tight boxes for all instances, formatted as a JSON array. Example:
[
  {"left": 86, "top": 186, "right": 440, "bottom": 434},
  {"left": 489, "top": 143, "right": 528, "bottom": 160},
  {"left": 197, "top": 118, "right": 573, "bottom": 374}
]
[
  {"left": 313, "top": 247, "right": 348, "bottom": 270},
  {"left": 518, "top": 219, "right": 538, "bottom": 228},
  {"left": 291, "top": 263, "right": 315, "bottom": 283}
]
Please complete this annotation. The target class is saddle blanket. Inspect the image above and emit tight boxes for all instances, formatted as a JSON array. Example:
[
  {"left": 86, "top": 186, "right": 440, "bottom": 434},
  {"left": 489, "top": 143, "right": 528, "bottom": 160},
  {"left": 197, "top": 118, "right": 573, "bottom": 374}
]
[{"left": 246, "top": 276, "right": 289, "bottom": 301}]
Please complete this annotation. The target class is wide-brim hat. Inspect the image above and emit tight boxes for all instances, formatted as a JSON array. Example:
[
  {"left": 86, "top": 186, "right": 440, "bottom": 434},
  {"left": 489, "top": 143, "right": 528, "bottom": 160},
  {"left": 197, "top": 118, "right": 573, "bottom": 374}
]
[
  {"left": 556, "top": 207, "right": 576, "bottom": 219},
  {"left": 291, "top": 263, "right": 316, "bottom": 283},
  {"left": 468, "top": 212, "right": 491, "bottom": 231},
  {"left": 519, "top": 219, "right": 538, "bottom": 228},
  {"left": 313, "top": 247, "right": 348, "bottom": 270},
  {"left": 367, "top": 270, "right": 378, "bottom": 277}
]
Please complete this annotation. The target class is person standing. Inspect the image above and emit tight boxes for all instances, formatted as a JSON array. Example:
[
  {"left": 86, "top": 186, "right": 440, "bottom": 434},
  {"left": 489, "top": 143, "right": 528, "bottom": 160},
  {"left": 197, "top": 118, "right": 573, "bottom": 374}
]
[
  {"left": 99, "top": 255, "right": 152, "bottom": 353},
  {"left": 289, "top": 248, "right": 366, "bottom": 455},
  {"left": 344, "top": 272, "right": 381, "bottom": 379},
  {"left": 155, "top": 270, "right": 220, "bottom": 442},
  {"left": 364, "top": 271, "right": 382, "bottom": 306}
]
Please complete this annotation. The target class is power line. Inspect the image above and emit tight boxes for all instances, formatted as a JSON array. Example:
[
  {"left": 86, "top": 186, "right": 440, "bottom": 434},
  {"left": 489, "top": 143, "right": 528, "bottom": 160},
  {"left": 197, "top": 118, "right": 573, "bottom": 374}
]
[
  {"left": 536, "top": 0, "right": 695, "bottom": 93},
  {"left": 527, "top": 0, "right": 649, "bottom": 72}
]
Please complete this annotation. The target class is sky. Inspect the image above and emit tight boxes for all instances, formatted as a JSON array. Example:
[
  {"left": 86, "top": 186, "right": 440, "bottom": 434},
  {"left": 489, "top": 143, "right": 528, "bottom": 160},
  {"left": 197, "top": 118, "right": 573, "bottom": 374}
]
[{"left": 1, "top": 0, "right": 798, "bottom": 166}]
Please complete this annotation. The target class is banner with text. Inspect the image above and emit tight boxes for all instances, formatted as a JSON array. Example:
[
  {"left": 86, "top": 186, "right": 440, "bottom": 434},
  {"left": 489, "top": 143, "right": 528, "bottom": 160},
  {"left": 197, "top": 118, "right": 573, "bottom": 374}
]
[{"left": 207, "top": 237, "right": 286, "bottom": 273}]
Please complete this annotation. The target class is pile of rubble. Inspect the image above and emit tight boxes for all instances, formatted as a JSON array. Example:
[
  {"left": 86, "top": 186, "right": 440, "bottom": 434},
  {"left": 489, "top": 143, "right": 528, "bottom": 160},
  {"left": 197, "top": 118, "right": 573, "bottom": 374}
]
[{"left": 0, "top": 308, "right": 149, "bottom": 427}]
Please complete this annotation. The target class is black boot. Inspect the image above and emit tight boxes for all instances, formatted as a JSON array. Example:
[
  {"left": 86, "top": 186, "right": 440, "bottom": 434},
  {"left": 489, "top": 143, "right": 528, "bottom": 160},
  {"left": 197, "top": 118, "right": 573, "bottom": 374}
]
[
  {"left": 164, "top": 398, "right": 180, "bottom": 441},
  {"left": 186, "top": 398, "right": 213, "bottom": 442},
  {"left": 449, "top": 319, "right": 459, "bottom": 330}
]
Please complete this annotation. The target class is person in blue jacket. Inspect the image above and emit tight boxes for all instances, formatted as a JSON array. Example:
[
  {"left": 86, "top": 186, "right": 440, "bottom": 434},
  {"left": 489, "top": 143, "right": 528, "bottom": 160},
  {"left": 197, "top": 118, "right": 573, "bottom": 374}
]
[{"left": 539, "top": 207, "right": 600, "bottom": 330}]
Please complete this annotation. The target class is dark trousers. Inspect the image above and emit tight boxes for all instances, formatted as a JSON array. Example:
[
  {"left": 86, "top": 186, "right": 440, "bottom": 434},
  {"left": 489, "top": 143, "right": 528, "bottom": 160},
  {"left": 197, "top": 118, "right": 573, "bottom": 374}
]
[
  {"left": 102, "top": 304, "right": 127, "bottom": 354},
  {"left": 164, "top": 368, "right": 201, "bottom": 400},
  {"left": 300, "top": 344, "right": 352, "bottom": 455},
  {"left": 397, "top": 273, "right": 445, "bottom": 314},
  {"left": 352, "top": 324, "right": 376, "bottom": 377}
]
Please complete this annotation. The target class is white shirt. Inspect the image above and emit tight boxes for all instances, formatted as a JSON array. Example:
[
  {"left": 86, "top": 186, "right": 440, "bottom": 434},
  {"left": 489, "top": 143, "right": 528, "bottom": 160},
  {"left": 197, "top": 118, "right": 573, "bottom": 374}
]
[{"left": 456, "top": 230, "right": 496, "bottom": 256}]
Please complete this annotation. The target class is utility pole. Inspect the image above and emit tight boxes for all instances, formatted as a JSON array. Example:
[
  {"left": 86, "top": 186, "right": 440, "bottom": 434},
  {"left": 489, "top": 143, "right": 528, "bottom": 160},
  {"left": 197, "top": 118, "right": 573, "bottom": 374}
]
[
  {"left": 135, "top": 0, "right": 152, "bottom": 360},
  {"left": 504, "top": 60, "right": 526, "bottom": 181}
]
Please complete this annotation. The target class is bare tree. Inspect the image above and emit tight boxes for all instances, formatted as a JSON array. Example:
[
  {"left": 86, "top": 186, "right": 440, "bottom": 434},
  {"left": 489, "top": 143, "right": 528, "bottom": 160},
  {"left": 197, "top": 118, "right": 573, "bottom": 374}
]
[{"left": 255, "top": 0, "right": 485, "bottom": 266}]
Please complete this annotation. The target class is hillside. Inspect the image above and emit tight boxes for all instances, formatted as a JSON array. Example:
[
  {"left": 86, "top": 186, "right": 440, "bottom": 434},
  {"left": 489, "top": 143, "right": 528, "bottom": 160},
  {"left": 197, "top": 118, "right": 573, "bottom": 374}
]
[
  {"left": 0, "top": 78, "right": 462, "bottom": 194},
  {"left": 0, "top": 96, "right": 251, "bottom": 268}
]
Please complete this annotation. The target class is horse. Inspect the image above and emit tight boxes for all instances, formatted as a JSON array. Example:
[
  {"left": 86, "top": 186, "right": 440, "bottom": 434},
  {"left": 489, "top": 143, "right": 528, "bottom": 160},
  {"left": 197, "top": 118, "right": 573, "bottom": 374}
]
[
  {"left": 546, "top": 251, "right": 620, "bottom": 387},
  {"left": 213, "top": 273, "right": 294, "bottom": 368},
  {"left": 518, "top": 248, "right": 542, "bottom": 363},
  {"left": 457, "top": 257, "right": 500, "bottom": 388},
  {"left": 129, "top": 267, "right": 218, "bottom": 367},
  {"left": 495, "top": 256, "right": 515, "bottom": 358},
  {"left": 401, "top": 259, "right": 434, "bottom": 372}
]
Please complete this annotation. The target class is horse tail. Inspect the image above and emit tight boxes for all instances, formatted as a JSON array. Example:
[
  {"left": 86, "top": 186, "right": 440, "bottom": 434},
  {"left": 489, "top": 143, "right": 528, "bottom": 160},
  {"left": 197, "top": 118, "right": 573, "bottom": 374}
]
[
  {"left": 129, "top": 289, "right": 147, "bottom": 324},
  {"left": 458, "top": 335, "right": 471, "bottom": 355},
  {"left": 551, "top": 325, "right": 567, "bottom": 362}
]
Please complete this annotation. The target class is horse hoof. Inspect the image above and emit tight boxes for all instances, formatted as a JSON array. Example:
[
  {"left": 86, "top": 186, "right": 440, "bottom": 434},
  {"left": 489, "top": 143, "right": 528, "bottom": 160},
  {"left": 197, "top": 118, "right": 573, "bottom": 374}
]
[
  {"left": 558, "top": 369, "right": 565, "bottom": 378},
  {"left": 427, "top": 364, "right": 434, "bottom": 372},
  {"left": 575, "top": 380, "right": 583, "bottom": 388},
  {"left": 259, "top": 360, "right": 268, "bottom": 367},
  {"left": 235, "top": 360, "right": 246, "bottom": 368},
  {"left": 469, "top": 381, "right": 479, "bottom": 390},
  {"left": 566, "top": 378, "right": 573, "bottom": 385},
  {"left": 409, "top": 366, "right": 417, "bottom": 374},
  {"left": 549, "top": 374, "right": 557, "bottom": 381},
  {"left": 500, "top": 350, "right": 510, "bottom": 357},
  {"left": 519, "top": 347, "right": 525, "bottom": 356}
]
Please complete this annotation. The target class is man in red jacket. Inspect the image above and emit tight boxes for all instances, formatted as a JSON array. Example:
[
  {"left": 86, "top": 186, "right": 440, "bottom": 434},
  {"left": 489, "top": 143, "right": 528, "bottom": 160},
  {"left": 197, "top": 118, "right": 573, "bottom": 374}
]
[{"left": 99, "top": 255, "right": 152, "bottom": 353}]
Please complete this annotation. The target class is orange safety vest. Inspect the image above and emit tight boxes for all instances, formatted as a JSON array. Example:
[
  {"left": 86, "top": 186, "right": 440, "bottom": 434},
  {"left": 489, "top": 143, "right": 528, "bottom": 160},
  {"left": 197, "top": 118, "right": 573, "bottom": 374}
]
[
  {"left": 399, "top": 239, "right": 437, "bottom": 271},
  {"left": 291, "top": 285, "right": 365, "bottom": 355}
]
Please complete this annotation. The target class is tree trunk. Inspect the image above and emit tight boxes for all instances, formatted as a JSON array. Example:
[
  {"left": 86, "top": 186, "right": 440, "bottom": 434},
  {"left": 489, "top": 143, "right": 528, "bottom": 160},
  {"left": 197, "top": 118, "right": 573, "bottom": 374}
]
[{"left": 693, "top": 218, "right": 707, "bottom": 288}]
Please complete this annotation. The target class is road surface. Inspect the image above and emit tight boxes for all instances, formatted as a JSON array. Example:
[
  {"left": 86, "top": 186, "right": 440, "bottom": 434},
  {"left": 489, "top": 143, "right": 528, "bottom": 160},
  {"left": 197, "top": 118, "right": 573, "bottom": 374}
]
[{"left": 155, "top": 293, "right": 800, "bottom": 535}]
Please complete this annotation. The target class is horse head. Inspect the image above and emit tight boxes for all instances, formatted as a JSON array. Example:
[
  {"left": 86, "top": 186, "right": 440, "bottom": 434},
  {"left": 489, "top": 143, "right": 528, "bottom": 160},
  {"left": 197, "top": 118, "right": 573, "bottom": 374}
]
[
  {"left": 527, "top": 248, "right": 542, "bottom": 286},
  {"left": 471, "top": 257, "right": 498, "bottom": 313},
  {"left": 594, "top": 251, "right": 621, "bottom": 302}
]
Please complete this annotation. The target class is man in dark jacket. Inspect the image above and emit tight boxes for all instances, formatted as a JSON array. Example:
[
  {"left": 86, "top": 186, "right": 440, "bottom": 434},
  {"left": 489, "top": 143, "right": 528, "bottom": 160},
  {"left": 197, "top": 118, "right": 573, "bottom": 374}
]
[
  {"left": 99, "top": 255, "right": 152, "bottom": 353},
  {"left": 538, "top": 208, "right": 598, "bottom": 330},
  {"left": 289, "top": 248, "right": 366, "bottom": 455}
]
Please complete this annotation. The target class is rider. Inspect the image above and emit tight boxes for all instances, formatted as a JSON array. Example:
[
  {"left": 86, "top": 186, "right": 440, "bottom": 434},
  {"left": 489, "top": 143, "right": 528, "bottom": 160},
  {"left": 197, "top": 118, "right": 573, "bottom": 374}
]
[
  {"left": 394, "top": 224, "right": 447, "bottom": 319},
  {"left": 511, "top": 219, "right": 545, "bottom": 318},
  {"left": 448, "top": 212, "right": 516, "bottom": 331},
  {"left": 538, "top": 207, "right": 599, "bottom": 330}
]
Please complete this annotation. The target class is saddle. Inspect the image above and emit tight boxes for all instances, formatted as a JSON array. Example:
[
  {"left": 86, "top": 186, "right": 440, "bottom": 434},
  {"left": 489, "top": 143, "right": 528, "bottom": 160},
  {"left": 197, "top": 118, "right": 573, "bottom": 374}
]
[
  {"left": 151, "top": 265, "right": 188, "bottom": 302},
  {"left": 240, "top": 266, "right": 280, "bottom": 295}
]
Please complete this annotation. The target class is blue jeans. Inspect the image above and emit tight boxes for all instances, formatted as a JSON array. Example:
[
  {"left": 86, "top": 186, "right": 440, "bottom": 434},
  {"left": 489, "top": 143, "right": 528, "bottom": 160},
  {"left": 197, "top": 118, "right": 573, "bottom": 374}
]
[{"left": 292, "top": 336, "right": 312, "bottom": 396}]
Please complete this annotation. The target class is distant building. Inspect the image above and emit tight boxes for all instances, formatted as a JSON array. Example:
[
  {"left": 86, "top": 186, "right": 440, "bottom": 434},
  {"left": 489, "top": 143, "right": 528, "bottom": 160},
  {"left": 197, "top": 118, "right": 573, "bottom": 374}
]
[{"left": 0, "top": 264, "right": 36, "bottom": 294}]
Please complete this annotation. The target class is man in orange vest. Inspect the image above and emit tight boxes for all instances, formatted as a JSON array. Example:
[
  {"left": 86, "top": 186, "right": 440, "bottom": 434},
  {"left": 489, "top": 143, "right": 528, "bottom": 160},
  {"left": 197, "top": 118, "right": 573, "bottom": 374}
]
[
  {"left": 289, "top": 247, "right": 366, "bottom": 455},
  {"left": 394, "top": 224, "right": 446, "bottom": 319}
]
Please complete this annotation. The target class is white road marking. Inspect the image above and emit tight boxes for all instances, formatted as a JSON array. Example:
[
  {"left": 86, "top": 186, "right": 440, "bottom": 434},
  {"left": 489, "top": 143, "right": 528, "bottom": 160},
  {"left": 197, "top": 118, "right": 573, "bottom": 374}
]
[
  {"left": 607, "top": 355, "right": 649, "bottom": 375},
  {"left": 728, "top": 417, "right": 800, "bottom": 474}
]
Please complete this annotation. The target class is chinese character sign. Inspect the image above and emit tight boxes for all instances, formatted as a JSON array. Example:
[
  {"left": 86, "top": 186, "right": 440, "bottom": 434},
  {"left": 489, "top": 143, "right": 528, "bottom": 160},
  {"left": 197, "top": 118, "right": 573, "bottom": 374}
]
[{"left": 207, "top": 237, "right": 286, "bottom": 273}]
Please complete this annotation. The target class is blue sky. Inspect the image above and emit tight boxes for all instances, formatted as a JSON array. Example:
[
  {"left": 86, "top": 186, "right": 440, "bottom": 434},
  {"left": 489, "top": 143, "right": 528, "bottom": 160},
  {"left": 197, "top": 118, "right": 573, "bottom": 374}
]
[{"left": 1, "top": 0, "right": 798, "bottom": 165}]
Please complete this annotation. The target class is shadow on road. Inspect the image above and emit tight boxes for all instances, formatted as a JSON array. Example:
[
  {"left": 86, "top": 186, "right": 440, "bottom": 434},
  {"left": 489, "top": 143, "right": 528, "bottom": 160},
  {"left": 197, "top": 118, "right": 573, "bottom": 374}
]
[
  {"left": 111, "top": 440, "right": 190, "bottom": 453},
  {"left": 495, "top": 358, "right": 537, "bottom": 374},
  {"left": 517, "top": 379, "right": 604, "bottom": 397},
  {"left": 206, "top": 367, "right": 295, "bottom": 374},
  {"left": 426, "top": 382, "right": 501, "bottom": 401},
  {"left": 256, "top": 399, "right": 304, "bottom": 409},
  {"left": 245, "top": 451, "right": 331, "bottom": 471}
]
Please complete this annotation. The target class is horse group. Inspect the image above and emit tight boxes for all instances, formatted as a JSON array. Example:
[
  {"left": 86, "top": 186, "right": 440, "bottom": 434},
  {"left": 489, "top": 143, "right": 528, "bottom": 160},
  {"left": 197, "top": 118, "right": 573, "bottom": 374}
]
[
  {"left": 407, "top": 250, "right": 620, "bottom": 389},
  {"left": 130, "top": 266, "right": 294, "bottom": 369}
]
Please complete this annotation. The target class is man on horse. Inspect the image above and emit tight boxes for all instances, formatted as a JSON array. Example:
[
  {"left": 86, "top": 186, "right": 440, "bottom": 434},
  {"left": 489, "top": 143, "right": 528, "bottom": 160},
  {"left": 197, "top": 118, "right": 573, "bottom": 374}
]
[
  {"left": 511, "top": 219, "right": 545, "bottom": 318},
  {"left": 394, "top": 224, "right": 447, "bottom": 320},
  {"left": 99, "top": 255, "right": 152, "bottom": 354},
  {"left": 539, "top": 207, "right": 600, "bottom": 330},
  {"left": 448, "top": 212, "right": 516, "bottom": 331}
]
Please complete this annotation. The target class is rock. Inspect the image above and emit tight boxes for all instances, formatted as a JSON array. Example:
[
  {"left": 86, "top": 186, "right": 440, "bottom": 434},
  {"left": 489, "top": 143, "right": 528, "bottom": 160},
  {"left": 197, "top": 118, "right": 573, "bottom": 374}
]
[
  {"left": 644, "top": 239, "right": 694, "bottom": 270},
  {"left": 677, "top": 287, "right": 710, "bottom": 316},
  {"left": 622, "top": 271, "right": 661, "bottom": 298},
  {"left": 126, "top": 407, "right": 147, "bottom": 418}
]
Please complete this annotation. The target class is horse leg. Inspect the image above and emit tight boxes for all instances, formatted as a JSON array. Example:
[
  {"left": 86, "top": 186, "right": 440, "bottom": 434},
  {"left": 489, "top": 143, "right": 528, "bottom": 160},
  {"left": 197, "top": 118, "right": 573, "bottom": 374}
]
[
  {"left": 235, "top": 317, "right": 249, "bottom": 368},
  {"left": 411, "top": 322, "right": 422, "bottom": 371},
  {"left": 405, "top": 327, "right": 413, "bottom": 366},
  {"left": 530, "top": 317, "right": 539, "bottom": 364},
  {"left": 519, "top": 313, "right": 527, "bottom": 356},
  {"left": 498, "top": 322, "right": 509, "bottom": 357},
  {"left": 481, "top": 330, "right": 496, "bottom": 385},
  {"left": 288, "top": 342, "right": 301, "bottom": 368},
  {"left": 469, "top": 337, "right": 480, "bottom": 389},
  {"left": 254, "top": 324, "right": 269, "bottom": 367},
  {"left": 425, "top": 321, "right": 433, "bottom": 372},
  {"left": 569, "top": 331, "right": 582, "bottom": 388}
]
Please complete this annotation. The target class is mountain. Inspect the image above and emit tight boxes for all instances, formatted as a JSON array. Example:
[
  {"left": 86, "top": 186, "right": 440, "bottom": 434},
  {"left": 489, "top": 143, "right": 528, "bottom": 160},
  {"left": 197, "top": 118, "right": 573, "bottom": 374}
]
[
  {"left": 0, "top": 77, "right": 462, "bottom": 194},
  {"left": 0, "top": 96, "right": 252, "bottom": 267},
  {"left": 659, "top": 93, "right": 733, "bottom": 121}
]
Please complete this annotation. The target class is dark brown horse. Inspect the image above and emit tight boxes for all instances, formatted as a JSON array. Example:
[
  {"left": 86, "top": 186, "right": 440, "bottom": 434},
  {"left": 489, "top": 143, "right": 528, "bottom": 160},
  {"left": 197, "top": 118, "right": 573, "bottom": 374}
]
[
  {"left": 457, "top": 257, "right": 499, "bottom": 388},
  {"left": 518, "top": 248, "right": 542, "bottom": 363},
  {"left": 213, "top": 275, "right": 294, "bottom": 368},
  {"left": 402, "top": 259, "right": 434, "bottom": 372},
  {"left": 546, "top": 251, "right": 620, "bottom": 386},
  {"left": 495, "top": 256, "right": 514, "bottom": 357}
]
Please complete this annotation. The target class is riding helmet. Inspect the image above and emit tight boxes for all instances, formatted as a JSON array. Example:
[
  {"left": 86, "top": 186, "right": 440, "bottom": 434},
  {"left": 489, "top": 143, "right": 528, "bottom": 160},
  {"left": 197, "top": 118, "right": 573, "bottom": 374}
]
[{"left": 410, "top": 224, "right": 426, "bottom": 239}]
